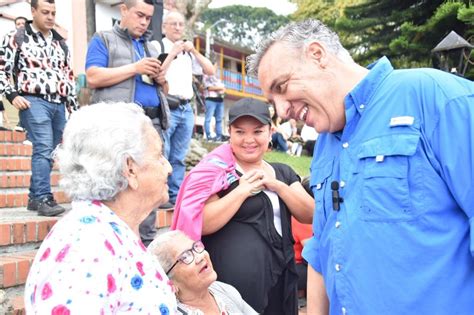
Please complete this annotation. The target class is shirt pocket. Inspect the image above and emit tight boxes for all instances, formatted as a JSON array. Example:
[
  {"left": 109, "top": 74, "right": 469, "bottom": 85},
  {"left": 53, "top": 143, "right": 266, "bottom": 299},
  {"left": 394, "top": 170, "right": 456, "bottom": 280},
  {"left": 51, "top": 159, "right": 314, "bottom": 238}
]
[
  {"left": 310, "top": 159, "right": 334, "bottom": 223},
  {"left": 356, "top": 133, "right": 420, "bottom": 222}
]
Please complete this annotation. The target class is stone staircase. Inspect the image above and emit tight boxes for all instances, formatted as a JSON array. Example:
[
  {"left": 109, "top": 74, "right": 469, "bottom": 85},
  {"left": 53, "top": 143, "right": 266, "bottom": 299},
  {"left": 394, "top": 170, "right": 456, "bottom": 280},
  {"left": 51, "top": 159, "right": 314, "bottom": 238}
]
[{"left": 0, "top": 130, "right": 174, "bottom": 314}]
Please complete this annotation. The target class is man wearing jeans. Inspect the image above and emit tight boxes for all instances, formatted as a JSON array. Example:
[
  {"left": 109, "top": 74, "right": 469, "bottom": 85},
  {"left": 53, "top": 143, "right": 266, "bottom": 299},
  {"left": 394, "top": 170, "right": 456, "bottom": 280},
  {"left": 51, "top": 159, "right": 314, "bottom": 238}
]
[
  {"left": 85, "top": 0, "right": 168, "bottom": 246},
  {"left": 203, "top": 61, "right": 226, "bottom": 141},
  {"left": 159, "top": 11, "right": 214, "bottom": 208},
  {"left": 0, "top": 0, "right": 76, "bottom": 216}
]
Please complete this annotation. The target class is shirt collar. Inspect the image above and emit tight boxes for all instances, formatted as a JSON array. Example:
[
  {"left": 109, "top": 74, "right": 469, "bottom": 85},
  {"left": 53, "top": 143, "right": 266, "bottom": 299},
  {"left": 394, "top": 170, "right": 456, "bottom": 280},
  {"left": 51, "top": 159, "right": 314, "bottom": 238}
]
[
  {"left": 30, "top": 23, "right": 53, "bottom": 41},
  {"left": 344, "top": 56, "right": 394, "bottom": 115}
]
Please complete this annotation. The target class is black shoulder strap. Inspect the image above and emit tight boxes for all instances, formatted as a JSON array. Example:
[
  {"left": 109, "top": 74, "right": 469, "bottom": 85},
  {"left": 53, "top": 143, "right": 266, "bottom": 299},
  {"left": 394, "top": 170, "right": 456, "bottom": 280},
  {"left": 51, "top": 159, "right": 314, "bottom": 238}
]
[
  {"left": 157, "top": 38, "right": 164, "bottom": 53},
  {"left": 12, "top": 28, "right": 26, "bottom": 85}
]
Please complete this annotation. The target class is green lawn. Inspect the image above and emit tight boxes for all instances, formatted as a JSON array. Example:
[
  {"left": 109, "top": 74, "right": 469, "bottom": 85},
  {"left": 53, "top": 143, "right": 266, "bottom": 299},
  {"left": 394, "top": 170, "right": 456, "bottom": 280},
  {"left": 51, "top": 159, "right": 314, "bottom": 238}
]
[
  {"left": 264, "top": 151, "right": 312, "bottom": 177},
  {"left": 197, "top": 140, "right": 312, "bottom": 177}
]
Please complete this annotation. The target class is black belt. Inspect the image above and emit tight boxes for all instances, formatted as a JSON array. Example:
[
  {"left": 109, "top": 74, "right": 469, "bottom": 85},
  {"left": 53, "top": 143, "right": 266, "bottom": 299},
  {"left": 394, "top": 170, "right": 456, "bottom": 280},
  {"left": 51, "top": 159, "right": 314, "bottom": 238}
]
[
  {"left": 179, "top": 98, "right": 191, "bottom": 105},
  {"left": 143, "top": 106, "right": 159, "bottom": 120}
]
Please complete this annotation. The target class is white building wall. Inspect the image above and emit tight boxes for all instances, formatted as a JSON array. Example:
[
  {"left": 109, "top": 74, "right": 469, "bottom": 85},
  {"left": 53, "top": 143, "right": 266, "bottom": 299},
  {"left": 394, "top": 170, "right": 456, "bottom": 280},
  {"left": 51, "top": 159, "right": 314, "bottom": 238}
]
[
  {"left": 95, "top": 4, "right": 120, "bottom": 32},
  {"left": 0, "top": 2, "right": 31, "bottom": 38}
]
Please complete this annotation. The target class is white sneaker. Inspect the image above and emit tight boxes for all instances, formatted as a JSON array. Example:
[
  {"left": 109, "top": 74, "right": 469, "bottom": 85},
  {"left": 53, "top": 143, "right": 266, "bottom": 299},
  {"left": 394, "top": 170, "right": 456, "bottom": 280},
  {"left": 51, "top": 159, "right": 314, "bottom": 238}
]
[
  {"left": 14, "top": 126, "right": 25, "bottom": 132},
  {"left": 23, "top": 140, "right": 32, "bottom": 146}
]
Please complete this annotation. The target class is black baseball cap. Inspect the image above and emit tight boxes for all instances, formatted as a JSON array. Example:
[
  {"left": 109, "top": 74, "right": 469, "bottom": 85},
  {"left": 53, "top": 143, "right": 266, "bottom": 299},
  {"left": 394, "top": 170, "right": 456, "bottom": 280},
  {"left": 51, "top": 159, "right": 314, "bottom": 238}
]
[{"left": 228, "top": 98, "right": 271, "bottom": 125}]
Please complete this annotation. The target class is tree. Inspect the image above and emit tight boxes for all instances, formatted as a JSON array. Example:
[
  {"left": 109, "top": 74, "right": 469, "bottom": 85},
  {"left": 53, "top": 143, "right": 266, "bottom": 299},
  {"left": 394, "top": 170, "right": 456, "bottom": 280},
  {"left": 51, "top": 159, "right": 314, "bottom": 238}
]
[
  {"left": 200, "top": 5, "right": 289, "bottom": 49},
  {"left": 165, "top": 0, "right": 213, "bottom": 33},
  {"left": 290, "top": 0, "right": 362, "bottom": 50},
  {"left": 291, "top": 0, "right": 361, "bottom": 28},
  {"left": 336, "top": 0, "right": 473, "bottom": 68}
]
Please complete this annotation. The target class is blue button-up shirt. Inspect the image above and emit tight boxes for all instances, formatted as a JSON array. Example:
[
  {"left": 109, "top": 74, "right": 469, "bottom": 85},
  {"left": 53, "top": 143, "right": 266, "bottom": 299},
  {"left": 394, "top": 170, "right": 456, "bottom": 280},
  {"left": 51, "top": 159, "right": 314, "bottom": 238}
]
[{"left": 302, "top": 57, "right": 474, "bottom": 315}]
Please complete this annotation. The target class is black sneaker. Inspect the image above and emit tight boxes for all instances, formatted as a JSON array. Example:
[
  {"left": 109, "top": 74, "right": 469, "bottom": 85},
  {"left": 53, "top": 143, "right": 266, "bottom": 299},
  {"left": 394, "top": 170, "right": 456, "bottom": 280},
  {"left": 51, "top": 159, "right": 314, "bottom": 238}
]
[
  {"left": 158, "top": 201, "right": 175, "bottom": 210},
  {"left": 27, "top": 198, "right": 40, "bottom": 211},
  {"left": 37, "top": 196, "right": 65, "bottom": 217}
]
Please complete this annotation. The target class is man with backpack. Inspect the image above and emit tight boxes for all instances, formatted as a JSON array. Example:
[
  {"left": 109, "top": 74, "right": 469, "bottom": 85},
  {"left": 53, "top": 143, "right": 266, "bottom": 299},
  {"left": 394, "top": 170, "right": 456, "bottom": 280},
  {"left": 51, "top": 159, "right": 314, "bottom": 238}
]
[
  {"left": 0, "top": 0, "right": 76, "bottom": 217},
  {"left": 158, "top": 11, "right": 214, "bottom": 209},
  {"left": 85, "top": 0, "right": 168, "bottom": 246}
]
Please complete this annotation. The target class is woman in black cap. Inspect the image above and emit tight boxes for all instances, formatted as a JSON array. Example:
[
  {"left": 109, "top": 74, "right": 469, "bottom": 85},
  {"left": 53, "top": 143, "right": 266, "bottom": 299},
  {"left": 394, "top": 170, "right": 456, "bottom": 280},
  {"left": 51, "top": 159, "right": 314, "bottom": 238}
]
[{"left": 172, "top": 98, "right": 314, "bottom": 315}]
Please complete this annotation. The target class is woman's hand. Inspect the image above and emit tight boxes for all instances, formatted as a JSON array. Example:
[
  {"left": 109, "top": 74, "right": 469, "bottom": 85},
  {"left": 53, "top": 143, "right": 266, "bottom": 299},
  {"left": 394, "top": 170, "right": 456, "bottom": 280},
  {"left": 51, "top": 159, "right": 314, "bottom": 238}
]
[
  {"left": 261, "top": 173, "right": 284, "bottom": 193},
  {"left": 238, "top": 169, "right": 265, "bottom": 197}
]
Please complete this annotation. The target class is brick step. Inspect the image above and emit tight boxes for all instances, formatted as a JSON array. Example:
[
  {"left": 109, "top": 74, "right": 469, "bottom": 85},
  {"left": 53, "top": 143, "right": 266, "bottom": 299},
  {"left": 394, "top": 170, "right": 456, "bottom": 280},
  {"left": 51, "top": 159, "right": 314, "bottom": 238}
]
[
  {"left": 0, "top": 143, "right": 32, "bottom": 157},
  {"left": 0, "top": 190, "right": 69, "bottom": 209},
  {"left": 0, "top": 131, "right": 26, "bottom": 144},
  {"left": 155, "top": 209, "right": 173, "bottom": 229},
  {"left": 0, "top": 158, "right": 59, "bottom": 172},
  {"left": 0, "top": 217, "right": 58, "bottom": 253},
  {"left": 0, "top": 250, "right": 36, "bottom": 289},
  {"left": 0, "top": 209, "right": 171, "bottom": 251},
  {"left": 0, "top": 171, "right": 60, "bottom": 189}
]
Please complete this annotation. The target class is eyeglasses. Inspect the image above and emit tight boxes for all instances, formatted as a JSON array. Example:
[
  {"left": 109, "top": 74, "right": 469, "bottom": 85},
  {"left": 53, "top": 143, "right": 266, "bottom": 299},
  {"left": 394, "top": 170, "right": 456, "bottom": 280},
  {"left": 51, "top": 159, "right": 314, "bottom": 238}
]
[
  {"left": 165, "top": 22, "right": 185, "bottom": 28},
  {"left": 166, "top": 240, "right": 205, "bottom": 275}
]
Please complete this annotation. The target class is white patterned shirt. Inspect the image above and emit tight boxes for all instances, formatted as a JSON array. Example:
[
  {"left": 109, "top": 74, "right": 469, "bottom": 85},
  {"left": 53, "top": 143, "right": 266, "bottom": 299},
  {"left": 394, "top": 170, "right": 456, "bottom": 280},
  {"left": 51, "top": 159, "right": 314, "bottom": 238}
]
[{"left": 25, "top": 200, "right": 177, "bottom": 314}]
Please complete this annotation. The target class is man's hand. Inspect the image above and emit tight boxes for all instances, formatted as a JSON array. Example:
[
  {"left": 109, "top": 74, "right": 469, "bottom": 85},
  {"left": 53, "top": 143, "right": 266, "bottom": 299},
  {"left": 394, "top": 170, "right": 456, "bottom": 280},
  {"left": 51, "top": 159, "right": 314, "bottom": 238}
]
[
  {"left": 134, "top": 57, "right": 161, "bottom": 77},
  {"left": 152, "top": 67, "right": 168, "bottom": 86},
  {"left": 183, "top": 40, "right": 195, "bottom": 53},
  {"left": 169, "top": 40, "right": 186, "bottom": 57},
  {"left": 12, "top": 96, "right": 31, "bottom": 110}
]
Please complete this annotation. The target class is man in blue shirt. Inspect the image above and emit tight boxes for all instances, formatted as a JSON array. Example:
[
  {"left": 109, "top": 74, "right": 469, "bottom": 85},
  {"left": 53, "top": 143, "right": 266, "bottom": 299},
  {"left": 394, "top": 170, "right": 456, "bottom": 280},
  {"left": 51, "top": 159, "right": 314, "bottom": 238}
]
[
  {"left": 248, "top": 19, "right": 474, "bottom": 315},
  {"left": 85, "top": 0, "right": 168, "bottom": 246}
]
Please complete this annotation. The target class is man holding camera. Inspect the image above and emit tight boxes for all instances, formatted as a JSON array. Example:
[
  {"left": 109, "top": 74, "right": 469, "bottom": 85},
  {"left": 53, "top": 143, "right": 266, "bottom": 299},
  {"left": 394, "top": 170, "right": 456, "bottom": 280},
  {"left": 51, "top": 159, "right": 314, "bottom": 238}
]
[
  {"left": 157, "top": 11, "right": 214, "bottom": 209},
  {"left": 85, "top": 0, "right": 168, "bottom": 246}
]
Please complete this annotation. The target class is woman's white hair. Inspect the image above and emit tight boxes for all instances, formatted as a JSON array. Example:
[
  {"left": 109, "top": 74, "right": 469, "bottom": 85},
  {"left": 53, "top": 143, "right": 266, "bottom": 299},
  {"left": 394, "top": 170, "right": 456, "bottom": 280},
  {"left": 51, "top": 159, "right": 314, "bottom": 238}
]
[
  {"left": 247, "top": 19, "right": 353, "bottom": 77},
  {"left": 54, "top": 102, "right": 154, "bottom": 201},
  {"left": 148, "top": 230, "right": 188, "bottom": 277}
]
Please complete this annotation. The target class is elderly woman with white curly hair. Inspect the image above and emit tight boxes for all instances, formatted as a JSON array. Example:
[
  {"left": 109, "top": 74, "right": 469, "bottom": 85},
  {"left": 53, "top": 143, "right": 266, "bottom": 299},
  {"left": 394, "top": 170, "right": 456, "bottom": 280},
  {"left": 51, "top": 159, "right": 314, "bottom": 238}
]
[
  {"left": 149, "top": 230, "right": 257, "bottom": 315},
  {"left": 24, "top": 103, "right": 177, "bottom": 314}
]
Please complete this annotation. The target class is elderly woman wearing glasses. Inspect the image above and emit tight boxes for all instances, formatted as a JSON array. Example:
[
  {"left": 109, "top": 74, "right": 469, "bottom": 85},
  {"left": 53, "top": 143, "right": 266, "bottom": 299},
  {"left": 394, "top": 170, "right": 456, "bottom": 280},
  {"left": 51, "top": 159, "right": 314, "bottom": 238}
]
[
  {"left": 24, "top": 103, "right": 177, "bottom": 314},
  {"left": 171, "top": 98, "right": 314, "bottom": 314},
  {"left": 149, "top": 230, "right": 257, "bottom": 314}
]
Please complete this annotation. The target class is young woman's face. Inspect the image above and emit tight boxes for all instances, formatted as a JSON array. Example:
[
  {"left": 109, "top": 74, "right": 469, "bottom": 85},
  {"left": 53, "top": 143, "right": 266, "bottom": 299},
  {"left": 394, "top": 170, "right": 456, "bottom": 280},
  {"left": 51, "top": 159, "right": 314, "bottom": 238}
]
[{"left": 229, "top": 116, "right": 271, "bottom": 164}]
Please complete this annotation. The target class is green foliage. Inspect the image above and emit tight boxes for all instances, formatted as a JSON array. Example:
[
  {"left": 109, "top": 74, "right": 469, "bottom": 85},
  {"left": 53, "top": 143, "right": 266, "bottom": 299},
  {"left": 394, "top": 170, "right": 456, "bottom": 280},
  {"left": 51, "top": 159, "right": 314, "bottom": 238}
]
[
  {"left": 458, "top": 5, "right": 474, "bottom": 78},
  {"left": 291, "top": 0, "right": 362, "bottom": 44},
  {"left": 200, "top": 5, "right": 289, "bottom": 49},
  {"left": 341, "top": 0, "right": 474, "bottom": 76},
  {"left": 264, "top": 151, "right": 312, "bottom": 177},
  {"left": 291, "top": 0, "right": 473, "bottom": 78}
]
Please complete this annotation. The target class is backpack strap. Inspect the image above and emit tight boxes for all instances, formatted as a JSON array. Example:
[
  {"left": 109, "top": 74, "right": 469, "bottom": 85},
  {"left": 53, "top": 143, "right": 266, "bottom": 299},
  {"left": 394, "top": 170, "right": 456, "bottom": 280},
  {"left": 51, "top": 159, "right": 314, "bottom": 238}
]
[
  {"left": 12, "top": 28, "right": 26, "bottom": 86},
  {"left": 157, "top": 38, "right": 165, "bottom": 54}
]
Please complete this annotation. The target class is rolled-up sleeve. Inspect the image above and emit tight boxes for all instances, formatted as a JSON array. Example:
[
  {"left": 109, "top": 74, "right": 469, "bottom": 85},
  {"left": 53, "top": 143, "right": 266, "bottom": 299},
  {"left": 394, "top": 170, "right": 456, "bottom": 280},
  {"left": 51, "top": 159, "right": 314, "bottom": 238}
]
[{"left": 302, "top": 235, "right": 322, "bottom": 272}]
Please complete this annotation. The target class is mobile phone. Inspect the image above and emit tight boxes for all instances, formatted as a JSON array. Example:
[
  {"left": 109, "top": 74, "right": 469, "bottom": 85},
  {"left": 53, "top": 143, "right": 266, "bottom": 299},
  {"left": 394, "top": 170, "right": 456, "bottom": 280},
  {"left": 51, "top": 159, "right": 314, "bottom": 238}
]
[{"left": 158, "top": 53, "right": 168, "bottom": 63}]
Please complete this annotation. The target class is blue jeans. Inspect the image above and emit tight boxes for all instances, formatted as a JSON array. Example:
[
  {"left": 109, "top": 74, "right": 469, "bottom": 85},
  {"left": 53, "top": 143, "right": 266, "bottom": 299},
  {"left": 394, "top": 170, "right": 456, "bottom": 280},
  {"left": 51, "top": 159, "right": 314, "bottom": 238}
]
[
  {"left": 272, "top": 132, "right": 288, "bottom": 152},
  {"left": 164, "top": 103, "right": 194, "bottom": 203},
  {"left": 204, "top": 99, "right": 224, "bottom": 139},
  {"left": 20, "top": 96, "right": 66, "bottom": 199}
]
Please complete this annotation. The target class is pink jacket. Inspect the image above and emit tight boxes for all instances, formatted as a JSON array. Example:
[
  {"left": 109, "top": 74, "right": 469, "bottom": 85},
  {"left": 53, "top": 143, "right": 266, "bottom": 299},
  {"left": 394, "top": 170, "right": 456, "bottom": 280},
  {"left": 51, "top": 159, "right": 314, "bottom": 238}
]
[{"left": 171, "top": 144, "right": 240, "bottom": 240}]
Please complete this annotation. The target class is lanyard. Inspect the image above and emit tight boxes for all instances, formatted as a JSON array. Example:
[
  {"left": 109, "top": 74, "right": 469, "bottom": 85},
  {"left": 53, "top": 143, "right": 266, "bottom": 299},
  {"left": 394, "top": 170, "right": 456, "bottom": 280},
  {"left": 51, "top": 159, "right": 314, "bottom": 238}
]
[{"left": 133, "top": 40, "right": 144, "bottom": 61}]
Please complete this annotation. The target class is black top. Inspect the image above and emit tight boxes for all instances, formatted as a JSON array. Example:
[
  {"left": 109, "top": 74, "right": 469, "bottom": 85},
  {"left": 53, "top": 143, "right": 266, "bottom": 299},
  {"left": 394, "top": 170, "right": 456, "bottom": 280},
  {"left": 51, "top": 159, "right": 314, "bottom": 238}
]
[{"left": 202, "top": 163, "right": 300, "bottom": 315}]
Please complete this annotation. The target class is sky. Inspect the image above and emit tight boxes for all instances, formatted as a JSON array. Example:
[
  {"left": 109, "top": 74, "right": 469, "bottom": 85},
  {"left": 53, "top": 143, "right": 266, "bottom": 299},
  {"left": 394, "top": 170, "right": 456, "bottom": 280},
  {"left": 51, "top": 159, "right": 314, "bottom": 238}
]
[{"left": 208, "top": 0, "right": 297, "bottom": 16}]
